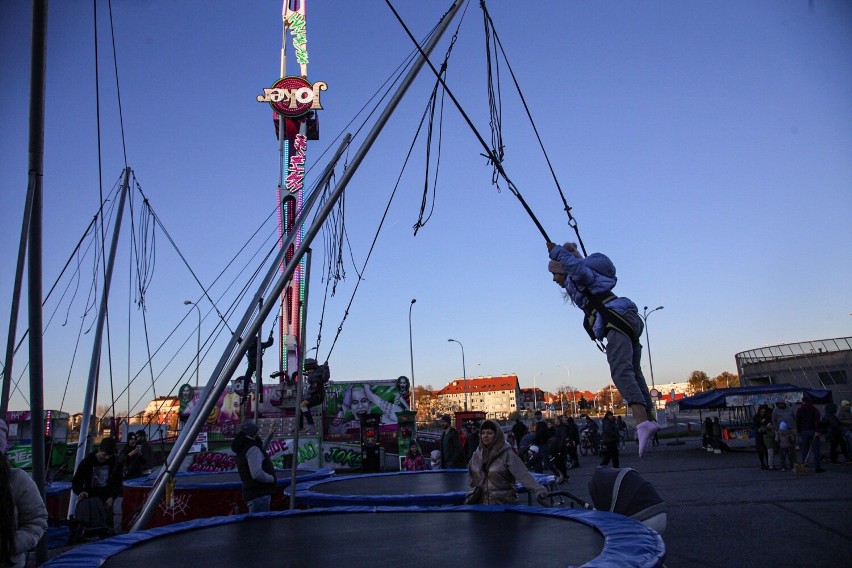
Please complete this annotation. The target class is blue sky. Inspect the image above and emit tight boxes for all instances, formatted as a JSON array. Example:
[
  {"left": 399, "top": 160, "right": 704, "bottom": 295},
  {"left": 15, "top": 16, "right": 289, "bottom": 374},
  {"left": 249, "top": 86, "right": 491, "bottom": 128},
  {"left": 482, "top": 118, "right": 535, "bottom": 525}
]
[{"left": 1, "top": 1, "right": 850, "bottom": 416}]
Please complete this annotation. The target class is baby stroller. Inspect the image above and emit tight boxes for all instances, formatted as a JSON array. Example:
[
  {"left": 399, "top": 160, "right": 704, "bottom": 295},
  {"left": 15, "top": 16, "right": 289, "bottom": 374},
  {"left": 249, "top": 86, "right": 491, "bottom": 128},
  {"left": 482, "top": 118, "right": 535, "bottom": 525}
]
[{"left": 588, "top": 467, "right": 667, "bottom": 534}]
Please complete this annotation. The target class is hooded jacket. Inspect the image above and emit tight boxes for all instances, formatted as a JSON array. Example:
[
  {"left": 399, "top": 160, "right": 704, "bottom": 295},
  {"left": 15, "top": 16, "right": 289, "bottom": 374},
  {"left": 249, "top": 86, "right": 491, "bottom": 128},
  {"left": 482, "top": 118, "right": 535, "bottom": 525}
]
[
  {"left": 71, "top": 451, "right": 123, "bottom": 501},
  {"left": 771, "top": 404, "right": 797, "bottom": 432},
  {"left": 548, "top": 245, "right": 639, "bottom": 340},
  {"left": 7, "top": 467, "right": 48, "bottom": 568},
  {"left": 466, "top": 421, "right": 546, "bottom": 505},
  {"left": 231, "top": 432, "right": 276, "bottom": 502}
]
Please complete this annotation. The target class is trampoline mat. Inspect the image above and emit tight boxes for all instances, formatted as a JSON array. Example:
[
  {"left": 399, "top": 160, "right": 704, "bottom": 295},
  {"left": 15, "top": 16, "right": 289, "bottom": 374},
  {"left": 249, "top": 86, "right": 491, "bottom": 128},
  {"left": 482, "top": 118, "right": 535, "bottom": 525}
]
[
  {"left": 125, "top": 468, "right": 329, "bottom": 489},
  {"left": 105, "top": 509, "right": 607, "bottom": 568},
  {"left": 304, "top": 470, "right": 467, "bottom": 495}
]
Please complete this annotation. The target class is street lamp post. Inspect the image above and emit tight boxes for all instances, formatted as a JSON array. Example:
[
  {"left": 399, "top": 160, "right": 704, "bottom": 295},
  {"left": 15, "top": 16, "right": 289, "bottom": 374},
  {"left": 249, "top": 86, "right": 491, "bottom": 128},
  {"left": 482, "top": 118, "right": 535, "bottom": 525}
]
[
  {"left": 571, "top": 386, "right": 576, "bottom": 416},
  {"left": 534, "top": 372, "right": 542, "bottom": 412},
  {"left": 408, "top": 299, "right": 416, "bottom": 411},
  {"left": 641, "top": 305, "right": 664, "bottom": 389},
  {"left": 183, "top": 301, "right": 201, "bottom": 387},
  {"left": 557, "top": 363, "right": 573, "bottom": 415},
  {"left": 447, "top": 338, "right": 467, "bottom": 411}
]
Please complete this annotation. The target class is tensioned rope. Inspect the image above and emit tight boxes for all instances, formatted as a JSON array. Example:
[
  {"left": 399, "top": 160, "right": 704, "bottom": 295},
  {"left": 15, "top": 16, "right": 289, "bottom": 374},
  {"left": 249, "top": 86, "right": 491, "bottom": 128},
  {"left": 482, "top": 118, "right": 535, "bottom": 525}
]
[
  {"left": 410, "top": 0, "right": 470, "bottom": 236},
  {"left": 479, "top": 2, "right": 588, "bottom": 255},
  {"left": 308, "top": 15, "right": 448, "bottom": 358},
  {"left": 386, "top": 0, "right": 588, "bottom": 251}
]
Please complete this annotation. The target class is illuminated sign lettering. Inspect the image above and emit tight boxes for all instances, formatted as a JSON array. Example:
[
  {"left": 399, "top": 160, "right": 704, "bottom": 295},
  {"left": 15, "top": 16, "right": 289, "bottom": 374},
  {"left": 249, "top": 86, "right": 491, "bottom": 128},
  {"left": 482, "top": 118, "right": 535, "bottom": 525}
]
[
  {"left": 287, "top": 12, "right": 309, "bottom": 66},
  {"left": 257, "top": 76, "right": 327, "bottom": 118},
  {"left": 286, "top": 134, "right": 307, "bottom": 193}
]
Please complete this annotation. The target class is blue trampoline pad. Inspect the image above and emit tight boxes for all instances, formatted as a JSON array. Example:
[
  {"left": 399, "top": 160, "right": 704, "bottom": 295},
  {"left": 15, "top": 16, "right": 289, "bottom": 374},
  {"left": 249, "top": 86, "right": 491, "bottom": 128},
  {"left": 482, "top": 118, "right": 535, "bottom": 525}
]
[
  {"left": 290, "top": 469, "right": 555, "bottom": 507},
  {"left": 123, "top": 468, "right": 334, "bottom": 490},
  {"left": 43, "top": 506, "right": 665, "bottom": 568}
]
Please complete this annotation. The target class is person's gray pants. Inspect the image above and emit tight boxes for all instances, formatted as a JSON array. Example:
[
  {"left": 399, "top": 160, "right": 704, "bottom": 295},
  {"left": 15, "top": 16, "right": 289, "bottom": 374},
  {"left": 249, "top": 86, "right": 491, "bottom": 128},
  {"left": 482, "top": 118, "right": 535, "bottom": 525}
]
[{"left": 604, "top": 316, "right": 653, "bottom": 412}]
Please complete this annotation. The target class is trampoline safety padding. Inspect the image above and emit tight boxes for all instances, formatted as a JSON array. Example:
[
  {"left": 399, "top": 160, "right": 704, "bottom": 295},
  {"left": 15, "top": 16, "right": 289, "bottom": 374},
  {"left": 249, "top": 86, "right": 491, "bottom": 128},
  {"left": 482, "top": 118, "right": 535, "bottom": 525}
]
[
  {"left": 122, "top": 469, "right": 334, "bottom": 530},
  {"left": 43, "top": 506, "right": 665, "bottom": 568},
  {"left": 289, "top": 469, "right": 556, "bottom": 507}
]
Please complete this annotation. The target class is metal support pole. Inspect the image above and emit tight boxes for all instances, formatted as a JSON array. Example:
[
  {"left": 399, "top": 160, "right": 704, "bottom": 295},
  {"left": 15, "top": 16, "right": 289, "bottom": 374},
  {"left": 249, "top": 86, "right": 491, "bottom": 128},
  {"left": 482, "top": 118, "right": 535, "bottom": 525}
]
[
  {"left": 448, "top": 339, "right": 467, "bottom": 411},
  {"left": 132, "top": 2, "right": 464, "bottom": 526},
  {"left": 641, "top": 306, "right": 664, "bottom": 389},
  {"left": 68, "top": 167, "right": 131, "bottom": 519},
  {"left": 290, "top": 249, "right": 311, "bottom": 509},
  {"left": 408, "top": 299, "right": 416, "bottom": 411}
]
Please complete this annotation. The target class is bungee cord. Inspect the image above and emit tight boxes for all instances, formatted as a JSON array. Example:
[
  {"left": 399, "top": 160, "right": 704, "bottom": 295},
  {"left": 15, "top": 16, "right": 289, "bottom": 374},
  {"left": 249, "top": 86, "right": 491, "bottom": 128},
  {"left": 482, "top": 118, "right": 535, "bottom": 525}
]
[
  {"left": 479, "top": 2, "right": 588, "bottom": 254},
  {"left": 411, "top": 0, "right": 470, "bottom": 236},
  {"left": 386, "top": 0, "right": 591, "bottom": 249}
]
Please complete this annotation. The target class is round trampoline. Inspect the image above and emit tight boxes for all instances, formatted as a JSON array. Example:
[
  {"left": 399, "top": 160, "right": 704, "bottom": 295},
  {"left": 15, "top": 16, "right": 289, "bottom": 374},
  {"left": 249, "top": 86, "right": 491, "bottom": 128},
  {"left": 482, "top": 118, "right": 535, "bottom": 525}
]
[
  {"left": 43, "top": 506, "right": 665, "bottom": 568},
  {"left": 289, "top": 469, "right": 556, "bottom": 507},
  {"left": 121, "top": 468, "right": 334, "bottom": 530}
]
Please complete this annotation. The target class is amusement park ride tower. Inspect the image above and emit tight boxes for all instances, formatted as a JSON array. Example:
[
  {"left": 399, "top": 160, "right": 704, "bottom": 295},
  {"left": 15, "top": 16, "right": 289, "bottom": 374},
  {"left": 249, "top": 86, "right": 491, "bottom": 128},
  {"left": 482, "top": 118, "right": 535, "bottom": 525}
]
[{"left": 257, "top": 1, "right": 327, "bottom": 379}]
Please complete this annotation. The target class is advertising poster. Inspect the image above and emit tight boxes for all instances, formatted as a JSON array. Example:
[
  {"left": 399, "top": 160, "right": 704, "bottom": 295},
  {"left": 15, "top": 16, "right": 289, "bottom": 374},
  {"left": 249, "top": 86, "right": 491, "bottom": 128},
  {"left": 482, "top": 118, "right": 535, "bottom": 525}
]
[{"left": 323, "top": 377, "right": 411, "bottom": 442}]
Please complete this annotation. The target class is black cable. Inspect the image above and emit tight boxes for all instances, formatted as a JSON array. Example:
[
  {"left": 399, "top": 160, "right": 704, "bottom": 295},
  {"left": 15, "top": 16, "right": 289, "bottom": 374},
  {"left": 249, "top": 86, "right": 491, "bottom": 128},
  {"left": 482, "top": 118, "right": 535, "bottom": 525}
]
[
  {"left": 480, "top": 2, "right": 587, "bottom": 254},
  {"left": 384, "top": 0, "right": 551, "bottom": 243}
]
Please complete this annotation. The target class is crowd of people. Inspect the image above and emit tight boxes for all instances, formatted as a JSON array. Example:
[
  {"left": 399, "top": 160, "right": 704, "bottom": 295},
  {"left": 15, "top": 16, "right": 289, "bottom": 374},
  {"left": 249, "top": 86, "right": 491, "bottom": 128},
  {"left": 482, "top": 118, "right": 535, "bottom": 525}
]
[
  {"left": 751, "top": 399, "right": 852, "bottom": 472},
  {"left": 422, "top": 410, "right": 640, "bottom": 506}
]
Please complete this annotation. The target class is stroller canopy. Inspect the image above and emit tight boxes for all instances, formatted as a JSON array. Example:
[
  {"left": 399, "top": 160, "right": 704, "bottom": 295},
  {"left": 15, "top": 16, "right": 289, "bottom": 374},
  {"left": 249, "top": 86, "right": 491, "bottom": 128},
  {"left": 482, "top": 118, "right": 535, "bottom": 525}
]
[{"left": 589, "top": 467, "right": 666, "bottom": 532}]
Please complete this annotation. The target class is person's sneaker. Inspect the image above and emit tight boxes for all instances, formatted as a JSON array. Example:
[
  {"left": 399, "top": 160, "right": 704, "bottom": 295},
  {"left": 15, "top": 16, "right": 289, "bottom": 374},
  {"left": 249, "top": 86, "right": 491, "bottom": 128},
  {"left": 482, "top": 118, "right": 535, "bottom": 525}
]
[{"left": 637, "top": 421, "right": 659, "bottom": 457}]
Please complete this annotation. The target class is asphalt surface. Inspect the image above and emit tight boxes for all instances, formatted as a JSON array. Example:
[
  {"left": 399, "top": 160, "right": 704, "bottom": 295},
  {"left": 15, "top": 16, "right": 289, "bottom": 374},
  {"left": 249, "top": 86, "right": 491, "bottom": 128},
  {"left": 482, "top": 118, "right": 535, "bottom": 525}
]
[{"left": 559, "top": 434, "right": 852, "bottom": 568}]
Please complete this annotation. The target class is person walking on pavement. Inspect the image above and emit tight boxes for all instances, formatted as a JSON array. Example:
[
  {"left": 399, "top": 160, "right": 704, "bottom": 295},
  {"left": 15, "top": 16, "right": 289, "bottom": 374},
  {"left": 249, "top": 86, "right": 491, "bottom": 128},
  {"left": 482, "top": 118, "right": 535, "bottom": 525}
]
[
  {"left": 822, "top": 402, "right": 850, "bottom": 464},
  {"left": 439, "top": 415, "right": 466, "bottom": 468},
  {"left": 796, "top": 400, "right": 825, "bottom": 473},
  {"left": 599, "top": 411, "right": 621, "bottom": 468},
  {"left": 565, "top": 416, "right": 581, "bottom": 468},
  {"left": 465, "top": 420, "right": 549, "bottom": 505},
  {"left": 511, "top": 418, "right": 528, "bottom": 446}
]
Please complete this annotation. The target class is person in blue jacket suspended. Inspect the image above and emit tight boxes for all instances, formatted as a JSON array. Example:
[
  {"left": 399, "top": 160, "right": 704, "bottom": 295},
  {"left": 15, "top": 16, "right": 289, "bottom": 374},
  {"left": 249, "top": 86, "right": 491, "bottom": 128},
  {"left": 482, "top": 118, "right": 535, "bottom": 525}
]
[{"left": 546, "top": 241, "right": 659, "bottom": 457}]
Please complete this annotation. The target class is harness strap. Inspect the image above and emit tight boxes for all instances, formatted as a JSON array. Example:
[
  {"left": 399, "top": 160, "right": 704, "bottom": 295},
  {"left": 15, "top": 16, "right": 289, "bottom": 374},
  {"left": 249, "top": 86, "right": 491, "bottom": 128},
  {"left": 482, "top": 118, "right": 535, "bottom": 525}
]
[{"left": 581, "top": 290, "right": 638, "bottom": 344}]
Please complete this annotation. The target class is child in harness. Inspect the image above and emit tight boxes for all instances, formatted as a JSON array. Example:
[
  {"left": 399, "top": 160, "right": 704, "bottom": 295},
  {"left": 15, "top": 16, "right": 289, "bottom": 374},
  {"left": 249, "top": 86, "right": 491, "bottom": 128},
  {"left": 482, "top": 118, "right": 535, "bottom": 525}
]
[{"left": 547, "top": 241, "right": 659, "bottom": 456}]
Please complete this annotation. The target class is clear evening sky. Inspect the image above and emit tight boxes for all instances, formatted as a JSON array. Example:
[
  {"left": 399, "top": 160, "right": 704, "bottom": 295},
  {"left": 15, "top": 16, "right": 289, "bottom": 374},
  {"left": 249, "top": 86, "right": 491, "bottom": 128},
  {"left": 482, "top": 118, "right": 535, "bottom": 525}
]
[{"left": 1, "top": 1, "right": 850, "bottom": 415}]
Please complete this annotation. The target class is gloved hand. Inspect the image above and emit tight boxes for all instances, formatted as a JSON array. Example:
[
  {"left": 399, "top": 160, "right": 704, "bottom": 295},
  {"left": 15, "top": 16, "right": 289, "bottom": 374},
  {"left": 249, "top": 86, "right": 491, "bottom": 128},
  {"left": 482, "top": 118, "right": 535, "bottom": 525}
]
[{"left": 535, "top": 487, "right": 550, "bottom": 502}]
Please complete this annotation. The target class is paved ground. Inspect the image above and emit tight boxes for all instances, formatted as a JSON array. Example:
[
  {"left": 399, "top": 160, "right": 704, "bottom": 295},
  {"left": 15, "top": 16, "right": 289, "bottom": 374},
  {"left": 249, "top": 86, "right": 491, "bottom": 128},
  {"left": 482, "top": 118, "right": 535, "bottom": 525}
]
[{"left": 559, "top": 434, "right": 852, "bottom": 568}]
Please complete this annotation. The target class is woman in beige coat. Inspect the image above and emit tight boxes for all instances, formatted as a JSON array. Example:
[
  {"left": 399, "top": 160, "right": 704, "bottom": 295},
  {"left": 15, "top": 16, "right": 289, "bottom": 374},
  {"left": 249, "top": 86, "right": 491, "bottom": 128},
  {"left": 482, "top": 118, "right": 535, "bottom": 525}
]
[{"left": 466, "top": 420, "right": 548, "bottom": 505}]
